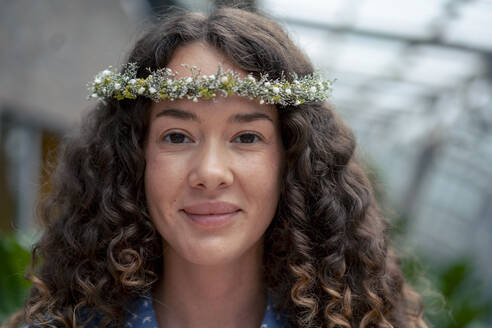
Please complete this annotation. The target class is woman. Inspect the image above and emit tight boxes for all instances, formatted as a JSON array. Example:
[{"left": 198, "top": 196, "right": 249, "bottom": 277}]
[{"left": 9, "top": 7, "right": 427, "bottom": 328}]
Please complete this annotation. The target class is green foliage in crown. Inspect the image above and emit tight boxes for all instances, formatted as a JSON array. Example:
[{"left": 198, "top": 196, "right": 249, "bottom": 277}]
[{"left": 88, "top": 63, "right": 334, "bottom": 106}]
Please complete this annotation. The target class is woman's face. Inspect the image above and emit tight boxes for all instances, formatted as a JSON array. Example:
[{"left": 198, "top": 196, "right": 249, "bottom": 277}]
[{"left": 144, "top": 42, "right": 284, "bottom": 266}]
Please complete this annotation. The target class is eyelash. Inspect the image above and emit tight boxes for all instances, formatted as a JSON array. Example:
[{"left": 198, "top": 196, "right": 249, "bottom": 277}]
[{"left": 161, "top": 131, "right": 263, "bottom": 144}]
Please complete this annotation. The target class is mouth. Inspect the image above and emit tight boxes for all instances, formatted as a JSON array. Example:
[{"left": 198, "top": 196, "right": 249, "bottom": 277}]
[{"left": 182, "top": 209, "right": 241, "bottom": 228}]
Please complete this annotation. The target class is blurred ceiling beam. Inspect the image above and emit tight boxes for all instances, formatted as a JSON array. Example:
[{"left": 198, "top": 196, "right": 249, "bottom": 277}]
[
  {"left": 213, "top": 0, "right": 256, "bottom": 10},
  {"left": 277, "top": 15, "right": 492, "bottom": 59}
]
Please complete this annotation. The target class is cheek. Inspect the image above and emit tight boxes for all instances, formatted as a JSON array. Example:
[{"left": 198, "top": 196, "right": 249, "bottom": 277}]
[
  {"left": 238, "top": 149, "right": 283, "bottom": 210},
  {"left": 144, "top": 152, "right": 188, "bottom": 211}
]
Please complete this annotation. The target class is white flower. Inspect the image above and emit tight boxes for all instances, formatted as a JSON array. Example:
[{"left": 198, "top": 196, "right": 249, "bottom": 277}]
[{"left": 88, "top": 64, "right": 332, "bottom": 105}]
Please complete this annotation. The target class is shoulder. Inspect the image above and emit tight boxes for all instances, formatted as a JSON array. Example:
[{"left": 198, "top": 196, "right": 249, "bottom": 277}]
[
  {"left": 123, "top": 295, "right": 158, "bottom": 327},
  {"left": 261, "top": 293, "right": 291, "bottom": 328}
]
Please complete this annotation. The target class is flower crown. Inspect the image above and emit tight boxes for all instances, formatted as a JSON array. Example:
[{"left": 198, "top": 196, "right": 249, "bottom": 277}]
[{"left": 88, "top": 63, "right": 334, "bottom": 106}]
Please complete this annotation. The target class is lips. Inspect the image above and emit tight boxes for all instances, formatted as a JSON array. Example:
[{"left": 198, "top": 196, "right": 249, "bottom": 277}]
[
  {"left": 182, "top": 202, "right": 241, "bottom": 228},
  {"left": 183, "top": 201, "right": 240, "bottom": 215}
]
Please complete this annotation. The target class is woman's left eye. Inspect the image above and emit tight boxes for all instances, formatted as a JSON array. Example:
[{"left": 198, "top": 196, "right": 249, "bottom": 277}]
[{"left": 232, "top": 133, "right": 262, "bottom": 144}]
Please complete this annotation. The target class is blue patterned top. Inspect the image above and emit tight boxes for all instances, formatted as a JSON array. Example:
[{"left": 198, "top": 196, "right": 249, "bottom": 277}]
[{"left": 121, "top": 293, "right": 287, "bottom": 328}]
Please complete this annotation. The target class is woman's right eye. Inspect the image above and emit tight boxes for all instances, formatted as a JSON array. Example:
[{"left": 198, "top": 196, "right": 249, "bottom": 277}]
[{"left": 162, "top": 132, "right": 193, "bottom": 144}]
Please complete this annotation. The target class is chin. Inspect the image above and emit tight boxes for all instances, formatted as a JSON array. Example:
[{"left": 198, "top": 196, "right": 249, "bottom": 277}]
[{"left": 183, "top": 251, "right": 241, "bottom": 267}]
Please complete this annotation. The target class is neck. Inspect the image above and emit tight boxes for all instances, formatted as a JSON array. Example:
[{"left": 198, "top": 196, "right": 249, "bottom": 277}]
[{"left": 152, "top": 242, "right": 267, "bottom": 328}]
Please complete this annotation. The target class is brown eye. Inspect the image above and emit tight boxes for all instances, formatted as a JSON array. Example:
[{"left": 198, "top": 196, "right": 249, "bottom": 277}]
[
  {"left": 233, "top": 133, "right": 261, "bottom": 144},
  {"left": 163, "top": 132, "right": 192, "bottom": 144}
]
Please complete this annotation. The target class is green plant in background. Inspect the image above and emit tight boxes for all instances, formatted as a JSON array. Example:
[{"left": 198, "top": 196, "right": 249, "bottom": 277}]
[
  {"left": 392, "top": 215, "right": 492, "bottom": 327},
  {"left": 389, "top": 209, "right": 492, "bottom": 327},
  {"left": 391, "top": 212, "right": 492, "bottom": 326},
  {"left": 362, "top": 157, "right": 492, "bottom": 327},
  {"left": 0, "top": 234, "right": 31, "bottom": 323},
  {"left": 402, "top": 255, "right": 492, "bottom": 328}
]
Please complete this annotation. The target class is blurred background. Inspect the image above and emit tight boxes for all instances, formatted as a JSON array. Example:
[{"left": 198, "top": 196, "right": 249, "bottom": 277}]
[{"left": 1, "top": 0, "right": 491, "bottom": 326}]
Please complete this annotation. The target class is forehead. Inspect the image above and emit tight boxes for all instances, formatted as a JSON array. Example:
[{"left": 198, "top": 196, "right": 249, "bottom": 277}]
[
  {"left": 166, "top": 42, "right": 249, "bottom": 78},
  {"left": 150, "top": 41, "right": 278, "bottom": 121}
]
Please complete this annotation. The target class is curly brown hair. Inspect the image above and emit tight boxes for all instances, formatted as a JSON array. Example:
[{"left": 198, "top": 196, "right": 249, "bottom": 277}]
[{"left": 6, "top": 7, "right": 429, "bottom": 328}]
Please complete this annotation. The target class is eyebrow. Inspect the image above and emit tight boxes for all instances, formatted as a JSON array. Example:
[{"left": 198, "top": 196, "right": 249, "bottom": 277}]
[
  {"left": 154, "top": 108, "right": 273, "bottom": 124},
  {"left": 155, "top": 108, "right": 199, "bottom": 122}
]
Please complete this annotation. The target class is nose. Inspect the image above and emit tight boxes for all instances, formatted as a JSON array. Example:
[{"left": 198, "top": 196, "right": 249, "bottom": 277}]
[{"left": 188, "top": 139, "right": 234, "bottom": 191}]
